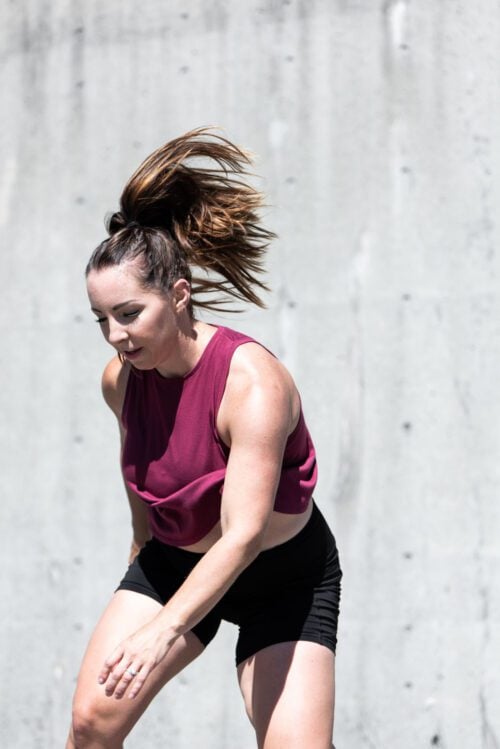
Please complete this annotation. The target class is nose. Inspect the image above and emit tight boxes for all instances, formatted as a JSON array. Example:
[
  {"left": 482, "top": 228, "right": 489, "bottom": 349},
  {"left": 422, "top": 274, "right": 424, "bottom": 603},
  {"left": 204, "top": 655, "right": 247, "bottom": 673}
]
[{"left": 107, "top": 319, "right": 129, "bottom": 347}]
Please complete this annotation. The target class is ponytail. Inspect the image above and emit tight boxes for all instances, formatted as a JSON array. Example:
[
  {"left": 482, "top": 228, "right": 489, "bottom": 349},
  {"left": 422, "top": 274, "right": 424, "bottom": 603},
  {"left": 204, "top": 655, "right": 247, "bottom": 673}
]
[{"left": 86, "top": 128, "right": 275, "bottom": 311}]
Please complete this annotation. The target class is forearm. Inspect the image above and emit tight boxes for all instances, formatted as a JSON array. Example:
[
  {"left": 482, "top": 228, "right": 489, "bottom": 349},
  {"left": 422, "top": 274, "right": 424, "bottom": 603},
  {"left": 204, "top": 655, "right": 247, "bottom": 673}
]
[
  {"left": 154, "top": 530, "right": 261, "bottom": 640},
  {"left": 125, "top": 484, "right": 151, "bottom": 543}
]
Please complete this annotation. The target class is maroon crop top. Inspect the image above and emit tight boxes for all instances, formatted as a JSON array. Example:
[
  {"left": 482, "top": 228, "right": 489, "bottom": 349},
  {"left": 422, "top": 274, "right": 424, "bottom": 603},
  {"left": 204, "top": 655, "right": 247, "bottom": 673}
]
[{"left": 121, "top": 325, "right": 317, "bottom": 546}]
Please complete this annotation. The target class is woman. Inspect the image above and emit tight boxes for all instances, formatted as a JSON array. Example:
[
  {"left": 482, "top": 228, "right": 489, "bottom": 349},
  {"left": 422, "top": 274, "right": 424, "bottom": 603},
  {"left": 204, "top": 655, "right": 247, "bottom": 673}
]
[{"left": 68, "top": 129, "right": 342, "bottom": 749}]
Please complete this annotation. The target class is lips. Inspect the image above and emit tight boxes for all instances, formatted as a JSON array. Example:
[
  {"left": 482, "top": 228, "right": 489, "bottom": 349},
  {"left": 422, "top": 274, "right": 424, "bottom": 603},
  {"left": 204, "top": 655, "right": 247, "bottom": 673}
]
[{"left": 122, "top": 348, "right": 143, "bottom": 359}]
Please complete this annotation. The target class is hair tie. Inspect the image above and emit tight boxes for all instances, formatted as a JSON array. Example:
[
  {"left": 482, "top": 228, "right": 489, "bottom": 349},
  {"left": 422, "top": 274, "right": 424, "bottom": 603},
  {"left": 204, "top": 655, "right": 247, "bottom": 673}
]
[{"left": 107, "top": 211, "right": 127, "bottom": 234}]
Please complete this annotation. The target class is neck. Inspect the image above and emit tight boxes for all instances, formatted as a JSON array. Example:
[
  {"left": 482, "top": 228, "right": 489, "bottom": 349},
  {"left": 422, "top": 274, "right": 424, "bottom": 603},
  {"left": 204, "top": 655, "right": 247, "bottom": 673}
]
[{"left": 155, "top": 320, "right": 214, "bottom": 378}]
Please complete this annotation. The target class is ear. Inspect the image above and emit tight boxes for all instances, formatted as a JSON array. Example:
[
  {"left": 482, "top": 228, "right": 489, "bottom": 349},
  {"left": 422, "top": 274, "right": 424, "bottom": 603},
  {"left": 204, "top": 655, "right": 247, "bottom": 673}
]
[{"left": 171, "top": 278, "right": 191, "bottom": 313}]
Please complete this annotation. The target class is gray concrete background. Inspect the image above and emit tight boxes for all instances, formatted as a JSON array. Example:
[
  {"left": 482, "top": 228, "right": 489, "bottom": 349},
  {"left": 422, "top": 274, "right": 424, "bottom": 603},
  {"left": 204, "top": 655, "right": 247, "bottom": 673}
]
[{"left": 1, "top": 1, "right": 499, "bottom": 747}]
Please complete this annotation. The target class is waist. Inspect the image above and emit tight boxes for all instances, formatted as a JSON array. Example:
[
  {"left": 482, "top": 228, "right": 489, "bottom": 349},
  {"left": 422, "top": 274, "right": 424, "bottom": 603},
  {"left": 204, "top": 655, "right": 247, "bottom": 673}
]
[{"left": 175, "top": 500, "right": 314, "bottom": 553}]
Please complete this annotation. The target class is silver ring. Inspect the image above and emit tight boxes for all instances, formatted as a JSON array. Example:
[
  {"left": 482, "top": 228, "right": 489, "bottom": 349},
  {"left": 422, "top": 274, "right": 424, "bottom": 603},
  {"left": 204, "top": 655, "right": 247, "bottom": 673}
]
[{"left": 126, "top": 668, "right": 138, "bottom": 677}]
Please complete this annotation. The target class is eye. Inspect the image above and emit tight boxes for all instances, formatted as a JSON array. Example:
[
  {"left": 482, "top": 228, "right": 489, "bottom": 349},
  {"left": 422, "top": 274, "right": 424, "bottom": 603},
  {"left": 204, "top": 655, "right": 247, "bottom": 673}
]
[
  {"left": 95, "top": 317, "right": 107, "bottom": 324},
  {"left": 123, "top": 310, "right": 140, "bottom": 319}
]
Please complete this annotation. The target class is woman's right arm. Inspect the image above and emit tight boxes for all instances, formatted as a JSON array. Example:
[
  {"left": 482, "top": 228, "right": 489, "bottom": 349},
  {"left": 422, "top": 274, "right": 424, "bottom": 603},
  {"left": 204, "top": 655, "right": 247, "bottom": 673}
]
[
  {"left": 119, "top": 427, "right": 152, "bottom": 563},
  {"left": 101, "top": 356, "right": 151, "bottom": 563}
]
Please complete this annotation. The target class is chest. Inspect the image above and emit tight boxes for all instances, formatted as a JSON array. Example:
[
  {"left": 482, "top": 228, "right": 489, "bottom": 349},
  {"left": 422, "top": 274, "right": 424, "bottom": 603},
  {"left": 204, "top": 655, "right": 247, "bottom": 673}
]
[{"left": 121, "top": 373, "right": 228, "bottom": 492}]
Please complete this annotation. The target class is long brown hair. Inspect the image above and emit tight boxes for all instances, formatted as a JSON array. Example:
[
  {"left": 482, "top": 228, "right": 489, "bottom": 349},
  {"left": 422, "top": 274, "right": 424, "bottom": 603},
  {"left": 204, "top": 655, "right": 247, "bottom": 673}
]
[{"left": 86, "top": 128, "right": 275, "bottom": 312}]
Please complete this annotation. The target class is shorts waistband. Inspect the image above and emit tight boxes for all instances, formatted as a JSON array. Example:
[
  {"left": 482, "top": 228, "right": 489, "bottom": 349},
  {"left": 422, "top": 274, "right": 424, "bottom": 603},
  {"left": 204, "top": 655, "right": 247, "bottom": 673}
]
[
  {"left": 258, "top": 501, "right": 323, "bottom": 558},
  {"left": 151, "top": 501, "right": 322, "bottom": 561}
]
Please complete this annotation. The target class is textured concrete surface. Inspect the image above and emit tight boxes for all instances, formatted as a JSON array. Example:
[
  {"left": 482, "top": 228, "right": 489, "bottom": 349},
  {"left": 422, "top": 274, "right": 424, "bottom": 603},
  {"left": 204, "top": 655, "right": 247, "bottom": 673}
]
[{"left": 1, "top": 1, "right": 499, "bottom": 747}]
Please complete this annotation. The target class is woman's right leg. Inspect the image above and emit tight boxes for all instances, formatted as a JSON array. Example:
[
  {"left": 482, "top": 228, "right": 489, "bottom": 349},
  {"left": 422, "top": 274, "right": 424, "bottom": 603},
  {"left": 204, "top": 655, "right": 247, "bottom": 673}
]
[{"left": 67, "top": 590, "right": 205, "bottom": 749}]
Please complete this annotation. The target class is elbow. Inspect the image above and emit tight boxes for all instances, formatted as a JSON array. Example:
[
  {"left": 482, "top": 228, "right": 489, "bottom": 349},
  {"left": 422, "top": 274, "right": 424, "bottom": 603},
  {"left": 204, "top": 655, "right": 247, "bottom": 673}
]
[
  {"left": 243, "top": 532, "right": 266, "bottom": 561},
  {"left": 223, "top": 528, "right": 265, "bottom": 565}
]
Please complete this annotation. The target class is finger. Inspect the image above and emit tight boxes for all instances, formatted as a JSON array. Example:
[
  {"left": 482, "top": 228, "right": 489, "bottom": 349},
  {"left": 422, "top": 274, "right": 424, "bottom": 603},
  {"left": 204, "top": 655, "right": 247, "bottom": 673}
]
[
  {"left": 128, "top": 661, "right": 154, "bottom": 700},
  {"left": 98, "top": 644, "right": 125, "bottom": 686},
  {"left": 104, "top": 658, "right": 133, "bottom": 697},
  {"left": 113, "top": 664, "right": 141, "bottom": 700}
]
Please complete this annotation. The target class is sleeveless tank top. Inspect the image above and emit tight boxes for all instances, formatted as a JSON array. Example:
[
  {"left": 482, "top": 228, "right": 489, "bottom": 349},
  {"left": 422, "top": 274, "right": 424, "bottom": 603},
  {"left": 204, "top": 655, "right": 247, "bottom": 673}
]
[{"left": 121, "top": 325, "right": 317, "bottom": 546}]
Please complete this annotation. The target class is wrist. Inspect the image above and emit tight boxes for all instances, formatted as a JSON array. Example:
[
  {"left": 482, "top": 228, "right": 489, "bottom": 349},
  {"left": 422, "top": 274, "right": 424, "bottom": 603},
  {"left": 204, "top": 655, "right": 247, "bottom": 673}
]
[{"left": 155, "top": 609, "right": 185, "bottom": 643}]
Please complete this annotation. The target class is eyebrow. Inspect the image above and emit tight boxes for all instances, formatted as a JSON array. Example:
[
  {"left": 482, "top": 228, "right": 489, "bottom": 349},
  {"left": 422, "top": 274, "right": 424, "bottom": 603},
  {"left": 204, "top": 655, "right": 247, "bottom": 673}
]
[{"left": 91, "top": 299, "right": 140, "bottom": 313}]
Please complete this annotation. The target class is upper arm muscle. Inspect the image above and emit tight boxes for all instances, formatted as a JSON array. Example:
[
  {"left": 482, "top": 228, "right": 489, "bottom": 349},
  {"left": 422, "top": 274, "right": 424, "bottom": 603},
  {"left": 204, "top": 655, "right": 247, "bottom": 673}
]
[{"left": 218, "top": 345, "right": 296, "bottom": 542}]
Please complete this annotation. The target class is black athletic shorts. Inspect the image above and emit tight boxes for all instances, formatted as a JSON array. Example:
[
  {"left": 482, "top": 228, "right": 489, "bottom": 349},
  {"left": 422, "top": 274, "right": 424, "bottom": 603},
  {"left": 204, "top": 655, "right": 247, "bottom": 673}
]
[{"left": 117, "top": 502, "right": 342, "bottom": 666}]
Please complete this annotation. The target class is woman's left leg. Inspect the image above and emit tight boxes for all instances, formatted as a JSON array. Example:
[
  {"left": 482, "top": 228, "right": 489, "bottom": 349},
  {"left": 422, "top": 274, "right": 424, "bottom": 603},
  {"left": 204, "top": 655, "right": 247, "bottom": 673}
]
[{"left": 237, "top": 640, "right": 335, "bottom": 749}]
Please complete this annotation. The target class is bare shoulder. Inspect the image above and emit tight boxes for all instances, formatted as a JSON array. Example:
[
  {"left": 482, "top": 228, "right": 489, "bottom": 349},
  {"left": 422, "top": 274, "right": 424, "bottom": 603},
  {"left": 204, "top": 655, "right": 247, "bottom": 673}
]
[
  {"left": 218, "top": 342, "right": 301, "bottom": 441},
  {"left": 101, "top": 355, "right": 131, "bottom": 419},
  {"left": 229, "top": 342, "right": 295, "bottom": 392}
]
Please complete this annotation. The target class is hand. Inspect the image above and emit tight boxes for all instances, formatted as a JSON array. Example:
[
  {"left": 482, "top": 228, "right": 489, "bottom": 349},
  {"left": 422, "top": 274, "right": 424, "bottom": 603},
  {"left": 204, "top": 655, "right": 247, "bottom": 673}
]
[{"left": 98, "top": 617, "right": 175, "bottom": 700}]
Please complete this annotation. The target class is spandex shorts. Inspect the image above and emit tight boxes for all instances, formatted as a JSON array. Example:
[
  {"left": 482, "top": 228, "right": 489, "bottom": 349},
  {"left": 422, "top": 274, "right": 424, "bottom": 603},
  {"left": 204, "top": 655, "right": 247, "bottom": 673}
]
[{"left": 116, "top": 502, "right": 342, "bottom": 666}]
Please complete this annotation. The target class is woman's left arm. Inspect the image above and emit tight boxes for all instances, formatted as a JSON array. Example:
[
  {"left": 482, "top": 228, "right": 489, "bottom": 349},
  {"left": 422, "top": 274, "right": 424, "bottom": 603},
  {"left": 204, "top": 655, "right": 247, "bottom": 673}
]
[{"left": 98, "top": 348, "right": 294, "bottom": 699}]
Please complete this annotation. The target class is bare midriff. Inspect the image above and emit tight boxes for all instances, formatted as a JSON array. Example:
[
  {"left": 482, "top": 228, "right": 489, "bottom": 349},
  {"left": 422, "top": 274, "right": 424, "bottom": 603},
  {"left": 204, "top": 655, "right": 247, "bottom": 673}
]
[{"left": 179, "top": 501, "right": 314, "bottom": 553}]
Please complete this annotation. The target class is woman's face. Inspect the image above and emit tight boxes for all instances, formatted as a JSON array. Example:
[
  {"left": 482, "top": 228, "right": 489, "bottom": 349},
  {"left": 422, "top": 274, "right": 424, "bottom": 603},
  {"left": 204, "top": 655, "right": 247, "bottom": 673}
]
[{"left": 86, "top": 260, "right": 188, "bottom": 371}]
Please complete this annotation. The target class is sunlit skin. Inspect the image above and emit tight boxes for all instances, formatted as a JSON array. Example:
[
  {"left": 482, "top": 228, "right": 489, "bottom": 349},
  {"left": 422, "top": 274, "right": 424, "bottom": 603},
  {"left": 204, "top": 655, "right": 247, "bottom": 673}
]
[
  {"left": 87, "top": 259, "right": 209, "bottom": 378},
  {"left": 68, "top": 260, "right": 335, "bottom": 748},
  {"left": 86, "top": 260, "right": 312, "bottom": 555}
]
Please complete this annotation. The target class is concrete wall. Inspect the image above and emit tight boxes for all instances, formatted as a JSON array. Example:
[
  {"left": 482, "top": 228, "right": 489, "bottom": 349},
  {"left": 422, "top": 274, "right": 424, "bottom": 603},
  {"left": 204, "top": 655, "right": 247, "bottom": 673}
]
[{"left": 1, "top": 1, "right": 499, "bottom": 746}]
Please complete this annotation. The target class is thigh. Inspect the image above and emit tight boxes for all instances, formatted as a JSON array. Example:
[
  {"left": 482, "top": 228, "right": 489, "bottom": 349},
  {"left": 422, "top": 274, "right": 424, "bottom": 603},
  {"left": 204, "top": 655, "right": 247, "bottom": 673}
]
[
  {"left": 71, "top": 590, "right": 205, "bottom": 742},
  {"left": 238, "top": 641, "right": 335, "bottom": 749}
]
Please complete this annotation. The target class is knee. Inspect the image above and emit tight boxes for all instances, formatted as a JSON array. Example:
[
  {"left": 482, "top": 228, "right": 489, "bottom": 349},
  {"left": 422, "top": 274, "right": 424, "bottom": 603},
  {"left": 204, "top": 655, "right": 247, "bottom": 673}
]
[
  {"left": 70, "top": 699, "right": 100, "bottom": 748},
  {"left": 70, "top": 696, "right": 123, "bottom": 748}
]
